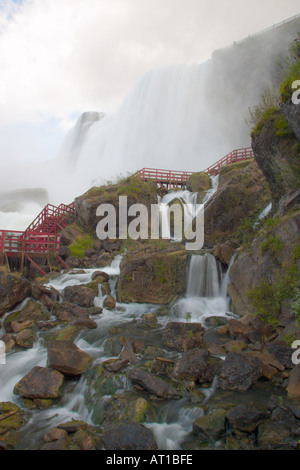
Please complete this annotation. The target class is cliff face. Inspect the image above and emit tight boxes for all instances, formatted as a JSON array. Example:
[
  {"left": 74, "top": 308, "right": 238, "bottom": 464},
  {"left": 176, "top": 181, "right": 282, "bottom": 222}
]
[
  {"left": 227, "top": 41, "right": 300, "bottom": 322},
  {"left": 204, "top": 159, "right": 271, "bottom": 247},
  {"left": 251, "top": 107, "right": 300, "bottom": 203}
]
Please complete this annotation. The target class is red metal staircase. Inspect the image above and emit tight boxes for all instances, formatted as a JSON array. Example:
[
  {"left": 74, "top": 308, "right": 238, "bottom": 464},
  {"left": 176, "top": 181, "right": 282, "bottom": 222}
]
[{"left": 0, "top": 202, "right": 75, "bottom": 275}]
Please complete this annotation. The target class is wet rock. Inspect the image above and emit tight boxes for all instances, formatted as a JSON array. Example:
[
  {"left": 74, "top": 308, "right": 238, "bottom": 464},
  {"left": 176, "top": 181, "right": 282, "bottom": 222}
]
[
  {"left": 193, "top": 408, "right": 227, "bottom": 440},
  {"left": 162, "top": 322, "right": 204, "bottom": 351},
  {"left": 119, "top": 338, "right": 138, "bottom": 363},
  {"left": 0, "top": 402, "right": 25, "bottom": 435},
  {"left": 4, "top": 300, "right": 50, "bottom": 332},
  {"left": 47, "top": 340, "right": 93, "bottom": 376},
  {"left": 56, "top": 301, "right": 89, "bottom": 322},
  {"left": 1, "top": 333, "right": 15, "bottom": 352},
  {"left": 226, "top": 402, "right": 269, "bottom": 433},
  {"left": 63, "top": 285, "right": 95, "bottom": 308},
  {"left": 96, "top": 252, "right": 113, "bottom": 267},
  {"left": 0, "top": 402, "right": 26, "bottom": 450},
  {"left": 91, "top": 270, "right": 110, "bottom": 283},
  {"left": 13, "top": 366, "right": 64, "bottom": 399},
  {"left": 70, "top": 316, "right": 97, "bottom": 329},
  {"left": 0, "top": 271, "right": 32, "bottom": 318},
  {"left": 257, "top": 405, "right": 300, "bottom": 449},
  {"left": 128, "top": 369, "right": 181, "bottom": 399},
  {"left": 44, "top": 427, "right": 68, "bottom": 443},
  {"left": 117, "top": 245, "right": 187, "bottom": 304},
  {"left": 266, "top": 342, "right": 294, "bottom": 369},
  {"left": 96, "top": 393, "right": 153, "bottom": 431},
  {"left": 218, "top": 352, "right": 263, "bottom": 391},
  {"left": 41, "top": 420, "right": 102, "bottom": 450},
  {"left": 11, "top": 319, "right": 34, "bottom": 333},
  {"left": 172, "top": 348, "right": 210, "bottom": 382},
  {"left": 213, "top": 242, "right": 235, "bottom": 265},
  {"left": 102, "top": 423, "right": 158, "bottom": 450},
  {"left": 103, "top": 295, "right": 116, "bottom": 310},
  {"left": 15, "top": 328, "right": 35, "bottom": 349}
]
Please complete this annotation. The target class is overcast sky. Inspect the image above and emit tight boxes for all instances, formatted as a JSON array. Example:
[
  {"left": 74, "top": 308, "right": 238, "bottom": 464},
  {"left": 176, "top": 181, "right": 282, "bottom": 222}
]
[{"left": 0, "top": 0, "right": 299, "bottom": 164}]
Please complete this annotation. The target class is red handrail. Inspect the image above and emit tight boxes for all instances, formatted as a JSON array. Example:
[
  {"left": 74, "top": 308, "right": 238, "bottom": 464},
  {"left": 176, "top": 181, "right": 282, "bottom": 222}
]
[{"left": 132, "top": 147, "right": 254, "bottom": 183}]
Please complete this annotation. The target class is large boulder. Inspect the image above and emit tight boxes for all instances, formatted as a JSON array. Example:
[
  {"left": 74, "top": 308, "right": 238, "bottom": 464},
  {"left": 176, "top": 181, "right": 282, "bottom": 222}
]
[
  {"left": 218, "top": 352, "right": 263, "bottom": 391},
  {"left": 128, "top": 369, "right": 182, "bottom": 399},
  {"left": 0, "top": 402, "right": 26, "bottom": 450},
  {"left": 193, "top": 408, "right": 227, "bottom": 440},
  {"left": 172, "top": 348, "right": 210, "bottom": 381},
  {"left": 47, "top": 340, "right": 93, "bottom": 376},
  {"left": 226, "top": 402, "right": 268, "bottom": 433},
  {"left": 4, "top": 300, "right": 50, "bottom": 332},
  {"left": 187, "top": 171, "right": 211, "bottom": 201},
  {"left": 117, "top": 243, "right": 187, "bottom": 305},
  {"left": 74, "top": 178, "right": 158, "bottom": 235},
  {"left": 102, "top": 423, "right": 158, "bottom": 450},
  {"left": 162, "top": 322, "right": 204, "bottom": 351},
  {"left": 63, "top": 285, "right": 96, "bottom": 308},
  {"left": 0, "top": 272, "right": 32, "bottom": 318},
  {"left": 13, "top": 366, "right": 64, "bottom": 399}
]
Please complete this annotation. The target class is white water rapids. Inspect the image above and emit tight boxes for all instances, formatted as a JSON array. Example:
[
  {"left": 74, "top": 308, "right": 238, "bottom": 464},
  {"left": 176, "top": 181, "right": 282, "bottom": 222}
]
[{"left": 0, "top": 234, "right": 237, "bottom": 450}]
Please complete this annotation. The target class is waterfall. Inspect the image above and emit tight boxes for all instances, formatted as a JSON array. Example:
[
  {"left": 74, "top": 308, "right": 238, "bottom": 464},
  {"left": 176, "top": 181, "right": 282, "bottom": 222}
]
[
  {"left": 158, "top": 174, "right": 219, "bottom": 242},
  {"left": 186, "top": 253, "right": 220, "bottom": 298},
  {"left": 172, "top": 252, "right": 235, "bottom": 323}
]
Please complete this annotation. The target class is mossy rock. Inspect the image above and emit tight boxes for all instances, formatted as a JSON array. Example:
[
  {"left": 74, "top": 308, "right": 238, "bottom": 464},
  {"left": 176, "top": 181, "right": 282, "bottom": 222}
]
[
  {"left": 4, "top": 300, "right": 50, "bottom": 332},
  {"left": 0, "top": 402, "right": 25, "bottom": 438}
]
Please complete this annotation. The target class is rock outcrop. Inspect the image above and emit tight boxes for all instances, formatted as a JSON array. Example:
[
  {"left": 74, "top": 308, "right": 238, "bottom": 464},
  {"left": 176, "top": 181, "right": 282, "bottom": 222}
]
[
  {"left": 117, "top": 242, "right": 187, "bottom": 304},
  {"left": 0, "top": 271, "right": 32, "bottom": 318},
  {"left": 204, "top": 159, "right": 271, "bottom": 247}
]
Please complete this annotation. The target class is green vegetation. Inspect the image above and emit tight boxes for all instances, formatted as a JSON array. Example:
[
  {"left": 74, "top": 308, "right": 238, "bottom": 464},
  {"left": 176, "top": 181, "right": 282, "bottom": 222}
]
[
  {"left": 260, "top": 234, "right": 283, "bottom": 260},
  {"left": 249, "top": 33, "right": 300, "bottom": 134},
  {"left": 251, "top": 106, "right": 292, "bottom": 138},
  {"left": 247, "top": 245, "right": 300, "bottom": 326},
  {"left": 87, "top": 175, "right": 157, "bottom": 202},
  {"left": 279, "top": 32, "right": 300, "bottom": 103},
  {"left": 69, "top": 234, "right": 93, "bottom": 258},
  {"left": 291, "top": 288, "right": 300, "bottom": 324}
]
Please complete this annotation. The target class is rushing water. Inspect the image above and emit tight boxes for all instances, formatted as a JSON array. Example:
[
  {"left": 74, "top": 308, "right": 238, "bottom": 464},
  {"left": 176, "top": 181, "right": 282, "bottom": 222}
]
[{"left": 0, "top": 246, "right": 239, "bottom": 449}]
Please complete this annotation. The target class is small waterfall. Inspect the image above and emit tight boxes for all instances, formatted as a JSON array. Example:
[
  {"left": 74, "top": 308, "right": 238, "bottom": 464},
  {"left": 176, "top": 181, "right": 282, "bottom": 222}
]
[
  {"left": 158, "top": 190, "right": 200, "bottom": 241},
  {"left": 172, "top": 252, "right": 234, "bottom": 323},
  {"left": 219, "top": 252, "right": 237, "bottom": 298},
  {"left": 187, "top": 253, "right": 220, "bottom": 298},
  {"left": 202, "top": 174, "right": 220, "bottom": 204}
]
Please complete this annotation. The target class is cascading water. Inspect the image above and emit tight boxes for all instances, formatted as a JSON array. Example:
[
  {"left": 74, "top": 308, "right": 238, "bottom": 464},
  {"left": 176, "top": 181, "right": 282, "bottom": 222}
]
[
  {"left": 172, "top": 252, "right": 235, "bottom": 324},
  {"left": 158, "top": 173, "right": 219, "bottom": 241},
  {"left": 186, "top": 253, "right": 220, "bottom": 298}
]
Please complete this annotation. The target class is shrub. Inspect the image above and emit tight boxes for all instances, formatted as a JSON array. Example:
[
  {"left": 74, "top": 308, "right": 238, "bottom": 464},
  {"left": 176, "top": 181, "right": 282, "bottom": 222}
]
[{"left": 69, "top": 234, "right": 93, "bottom": 258}]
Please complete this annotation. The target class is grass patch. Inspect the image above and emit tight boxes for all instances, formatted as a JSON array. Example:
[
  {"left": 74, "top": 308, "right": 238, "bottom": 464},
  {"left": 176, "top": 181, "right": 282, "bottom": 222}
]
[
  {"left": 69, "top": 234, "right": 93, "bottom": 258},
  {"left": 251, "top": 106, "right": 292, "bottom": 138}
]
